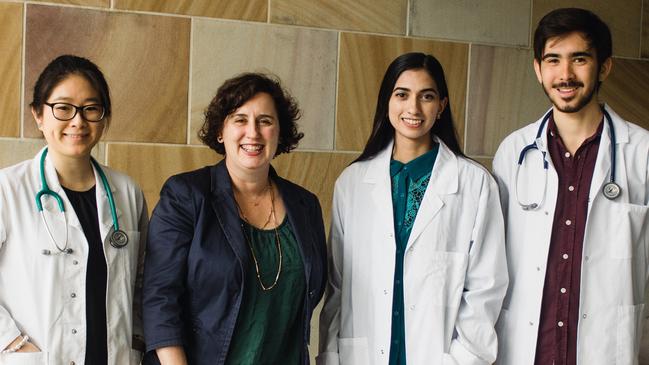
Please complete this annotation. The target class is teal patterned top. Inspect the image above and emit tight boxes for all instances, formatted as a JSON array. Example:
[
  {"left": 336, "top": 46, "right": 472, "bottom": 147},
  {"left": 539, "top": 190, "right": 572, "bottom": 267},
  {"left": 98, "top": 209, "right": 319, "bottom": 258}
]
[
  {"left": 225, "top": 217, "right": 305, "bottom": 365},
  {"left": 388, "top": 144, "right": 439, "bottom": 365}
]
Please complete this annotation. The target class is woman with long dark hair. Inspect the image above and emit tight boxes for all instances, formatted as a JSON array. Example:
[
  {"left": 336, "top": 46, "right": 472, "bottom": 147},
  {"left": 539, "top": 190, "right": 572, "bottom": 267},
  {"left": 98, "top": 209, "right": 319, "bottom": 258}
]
[{"left": 317, "top": 52, "right": 507, "bottom": 365}]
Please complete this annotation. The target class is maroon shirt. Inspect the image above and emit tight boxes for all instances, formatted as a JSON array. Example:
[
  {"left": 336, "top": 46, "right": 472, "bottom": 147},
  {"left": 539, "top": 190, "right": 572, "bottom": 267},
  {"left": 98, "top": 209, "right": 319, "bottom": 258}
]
[{"left": 534, "top": 116, "right": 603, "bottom": 365}]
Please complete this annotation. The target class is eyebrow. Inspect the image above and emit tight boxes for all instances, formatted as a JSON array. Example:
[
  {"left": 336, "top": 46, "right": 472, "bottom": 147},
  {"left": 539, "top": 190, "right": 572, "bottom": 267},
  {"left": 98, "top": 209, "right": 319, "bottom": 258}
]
[
  {"left": 542, "top": 51, "right": 593, "bottom": 60},
  {"left": 393, "top": 87, "right": 438, "bottom": 94},
  {"left": 230, "top": 113, "right": 277, "bottom": 119},
  {"left": 50, "top": 96, "right": 101, "bottom": 103}
]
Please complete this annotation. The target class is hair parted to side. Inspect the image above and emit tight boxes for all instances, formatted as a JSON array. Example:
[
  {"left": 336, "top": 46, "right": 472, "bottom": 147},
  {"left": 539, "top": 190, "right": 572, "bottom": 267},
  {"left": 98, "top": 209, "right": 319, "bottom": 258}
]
[
  {"left": 199, "top": 72, "right": 303, "bottom": 156},
  {"left": 533, "top": 7, "right": 612, "bottom": 66},
  {"left": 354, "top": 52, "right": 464, "bottom": 163},
  {"left": 31, "top": 55, "right": 112, "bottom": 124}
]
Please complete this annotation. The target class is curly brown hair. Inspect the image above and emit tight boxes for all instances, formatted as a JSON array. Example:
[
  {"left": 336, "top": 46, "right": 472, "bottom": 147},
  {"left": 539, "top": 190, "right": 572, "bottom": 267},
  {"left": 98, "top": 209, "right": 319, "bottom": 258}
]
[{"left": 198, "top": 73, "right": 303, "bottom": 155}]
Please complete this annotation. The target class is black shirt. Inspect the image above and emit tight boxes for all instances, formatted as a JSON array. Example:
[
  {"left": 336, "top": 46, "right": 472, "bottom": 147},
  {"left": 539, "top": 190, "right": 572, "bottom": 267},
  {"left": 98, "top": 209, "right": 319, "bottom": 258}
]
[{"left": 63, "top": 186, "right": 108, "bottom": 365}]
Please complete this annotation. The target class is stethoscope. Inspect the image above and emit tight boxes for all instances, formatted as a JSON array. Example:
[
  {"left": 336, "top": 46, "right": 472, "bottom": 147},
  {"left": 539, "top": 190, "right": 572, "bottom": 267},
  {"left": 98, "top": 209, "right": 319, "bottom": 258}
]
[
  {"left": 36, "top": 148, "right": 128, "bottom": 255},
  {"left": 515, "top": 107, "right": 620, "bottom": 211}
]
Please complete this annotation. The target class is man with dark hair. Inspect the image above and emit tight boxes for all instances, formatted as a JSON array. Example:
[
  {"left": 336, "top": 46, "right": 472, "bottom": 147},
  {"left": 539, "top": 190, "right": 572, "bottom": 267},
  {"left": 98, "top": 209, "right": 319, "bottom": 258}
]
[{"left": 493, "top": 7, "right": 649, "bottom": 365}]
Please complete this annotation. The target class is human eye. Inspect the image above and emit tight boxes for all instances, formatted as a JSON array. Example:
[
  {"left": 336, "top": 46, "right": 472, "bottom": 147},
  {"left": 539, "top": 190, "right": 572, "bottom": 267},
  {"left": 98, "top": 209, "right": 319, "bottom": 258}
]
[
  {"left": 393, "top": 91, "right": 407, "bottom": 99},
  {"left": 83, "top": 104, "right": 101, "bottom": 112},
  {"left": 420, "top": 93, "right": 436, "bottom": 101},
  {"left": 544, "top": 57, "right": 559, "bottom": 65},
  {"left": 54, "top": 103, "right": 73, "bottom": 112},
  {"left": 258, "top": 118, "right": 274, "bottom": 125},
  {"left": 573, "top": 57, "right": 587, "bottom": 64}
]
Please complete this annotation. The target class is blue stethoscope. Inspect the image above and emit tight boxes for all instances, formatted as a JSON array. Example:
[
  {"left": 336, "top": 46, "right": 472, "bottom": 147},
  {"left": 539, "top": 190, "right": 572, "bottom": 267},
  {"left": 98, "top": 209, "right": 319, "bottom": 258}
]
[
  {"left": 36, "top": 148, "right": 128, "bottom": 255},
  {"left": 515, "top": 107, "right": 620, "bottom": 211}
]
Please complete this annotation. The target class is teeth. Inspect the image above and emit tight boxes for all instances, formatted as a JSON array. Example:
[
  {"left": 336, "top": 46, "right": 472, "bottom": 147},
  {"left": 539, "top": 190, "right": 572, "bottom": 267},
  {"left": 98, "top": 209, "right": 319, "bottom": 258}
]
[
  {"left": 241, "top": 144, "right": 263, "bottom": 152},
  {"left": 402, "top": 117, "right": 422, "bottom": 126}
]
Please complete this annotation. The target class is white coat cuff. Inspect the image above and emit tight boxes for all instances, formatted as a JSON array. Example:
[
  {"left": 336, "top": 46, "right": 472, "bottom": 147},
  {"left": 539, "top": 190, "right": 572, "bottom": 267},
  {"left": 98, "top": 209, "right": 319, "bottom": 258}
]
[
  {"left": 0, "top": 326, "right": 21, "bottom": 351},
  {"left": 445, "top": 340, "right": 490, "bottom": 365}
]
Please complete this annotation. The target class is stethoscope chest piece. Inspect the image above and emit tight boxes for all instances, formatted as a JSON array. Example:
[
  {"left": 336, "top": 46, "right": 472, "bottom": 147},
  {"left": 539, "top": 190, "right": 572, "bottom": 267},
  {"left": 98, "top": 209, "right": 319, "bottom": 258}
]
[
  {"left": 110, "top": 229, "right": 129, "bottom": 248},
  {"left": 602, "top": 182, "right": 621, "bottom": 200}
]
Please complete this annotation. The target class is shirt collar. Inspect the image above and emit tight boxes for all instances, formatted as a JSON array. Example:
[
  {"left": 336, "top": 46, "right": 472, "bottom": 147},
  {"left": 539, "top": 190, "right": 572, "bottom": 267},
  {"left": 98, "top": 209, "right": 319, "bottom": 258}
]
[{"left": 390, "top": 143, "right": 439, "bottom": 180}]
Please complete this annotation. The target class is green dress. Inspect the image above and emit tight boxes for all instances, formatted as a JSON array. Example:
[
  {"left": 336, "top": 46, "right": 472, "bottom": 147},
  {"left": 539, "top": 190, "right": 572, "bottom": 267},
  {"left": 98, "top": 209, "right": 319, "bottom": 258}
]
[
  {"left": 389, "top": 145, "right": 439, "bottom": 365},
  {"left": 225, "top": 217, "right": 306, "bottom": 365}
]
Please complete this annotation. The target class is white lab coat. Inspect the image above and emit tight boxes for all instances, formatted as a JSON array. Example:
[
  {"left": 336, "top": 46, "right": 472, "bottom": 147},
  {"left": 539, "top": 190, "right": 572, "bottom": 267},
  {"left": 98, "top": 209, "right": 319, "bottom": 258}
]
[
  {"left": 0, "top": 148, "right": 147, "bottom": 365},
  {"left": 492, "top": 105, "right": 649, "bottom": 365},
  {"left": 317, "top": 138, "right": 508, "bottom": 365}
]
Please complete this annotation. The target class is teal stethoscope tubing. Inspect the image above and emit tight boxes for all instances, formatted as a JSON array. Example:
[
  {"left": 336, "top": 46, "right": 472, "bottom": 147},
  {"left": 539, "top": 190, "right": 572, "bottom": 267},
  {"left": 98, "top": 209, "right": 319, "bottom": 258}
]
[
  {"left": 35, "top": 147, "right": 128, "bottom": 253},
  {"left": 515, "top": 107, "right": 620, "bottom": 211}
]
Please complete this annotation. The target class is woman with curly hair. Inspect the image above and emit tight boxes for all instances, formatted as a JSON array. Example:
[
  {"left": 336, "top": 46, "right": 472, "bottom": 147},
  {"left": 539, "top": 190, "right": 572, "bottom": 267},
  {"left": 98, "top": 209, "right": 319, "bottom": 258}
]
[{"left": 142, "top": 73, "right": 327, "bottom": 365}]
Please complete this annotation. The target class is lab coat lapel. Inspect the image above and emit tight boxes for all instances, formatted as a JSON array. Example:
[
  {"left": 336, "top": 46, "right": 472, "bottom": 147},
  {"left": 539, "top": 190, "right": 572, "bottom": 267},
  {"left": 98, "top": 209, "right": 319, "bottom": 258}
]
[
  {"left": 93, "top": 162, "right": 123, "bottom": 242},
  {"left": 406, "top": 140, "right": 455, "bottom": 249},
  {"left": 36, "top": 148, "right": 82, "bottom": 232},
  {"left": 588, "top": 104, "right": 629, "bottom": 209},
  {"left": 365, "top": 143, "right": 396, "bottom": 241},
  {"left": 210, "top": 162, "right": 251, "bottom": 270}
]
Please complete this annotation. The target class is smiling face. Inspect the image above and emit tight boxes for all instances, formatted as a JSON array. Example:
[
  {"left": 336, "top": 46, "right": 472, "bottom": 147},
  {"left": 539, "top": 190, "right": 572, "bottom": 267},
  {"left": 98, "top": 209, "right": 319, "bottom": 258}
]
[
  {"left": 534, "top": 31, "right": 611, "bottom": 114},
  {"left": 220, "top": 92, "right": 280, "bottom": 175},
  {"left": 388, "top": 68, "right": 447, "bottom": 153},
  {"left": 32, "top": 73, "right": 105, "bottom": 163}
]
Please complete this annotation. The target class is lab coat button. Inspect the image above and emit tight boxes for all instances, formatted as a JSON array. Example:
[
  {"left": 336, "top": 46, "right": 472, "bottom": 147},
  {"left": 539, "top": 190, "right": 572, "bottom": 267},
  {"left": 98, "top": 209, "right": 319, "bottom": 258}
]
[
  {"left": 410, "top": 305, "right": 415, "bottom": 310},
  {"left": 71, "top": 292, "right": 76, "bottom": 298},
  {"left": 71, "top": 329, "right": 77, "bottom": 334},
  {"left": 582, "top": 314, "right": 587, "bottom": 319},
  {"left": 70, "top": 362, "right": 75, "bottom": 365},
  {"left": 529, "top": 321, "right": 534, "bottom": 326},
  {"left": 381, "top": 349, "right": 385, "bottom": 355},
  {"left": 72, "top": 260, "right": 79, "bottom": 265},
  {"left": 536, "top": 267, "right": 541, "bottom": 271}
]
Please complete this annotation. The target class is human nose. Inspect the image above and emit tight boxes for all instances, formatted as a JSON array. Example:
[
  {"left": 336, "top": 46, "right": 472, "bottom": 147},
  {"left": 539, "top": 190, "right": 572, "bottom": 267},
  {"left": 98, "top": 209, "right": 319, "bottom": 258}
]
[
  {"left": 558, "top": 61, "right": 574, "bottom": 81},
  {"left": 406, "top": 95, "right": 420, "bottom": 114},
  {"left": 67, "top": 108, "right": 88, "bottom": 126},
  {"left": 244, "top": 119, "right": 260, "bottom": 137}
]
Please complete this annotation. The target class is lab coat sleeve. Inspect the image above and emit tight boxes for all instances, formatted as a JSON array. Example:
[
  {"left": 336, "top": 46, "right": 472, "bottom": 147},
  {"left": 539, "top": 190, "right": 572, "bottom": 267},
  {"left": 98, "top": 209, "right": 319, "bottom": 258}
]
[
  {"left": 131, "top": 191, "right": 148, "bottom": 352},
  {"left": 492, "top": 140, "right": 511, "bottom": 219},
  {"left": 316, "top": 178, "right": 346, "bottom": 365},
  {"left": 445, "top": 174, "right": 508, "bottom": 365},
  {"left": 0, "top": 184, "right": 22, "bottom": 350},
  {"left": 142, "top": 177, "right": 194, "bottom": 352}
]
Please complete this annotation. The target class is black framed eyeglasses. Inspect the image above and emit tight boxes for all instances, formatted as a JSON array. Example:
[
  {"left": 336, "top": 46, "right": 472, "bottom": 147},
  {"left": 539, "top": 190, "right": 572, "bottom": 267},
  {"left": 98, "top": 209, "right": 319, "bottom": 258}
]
[{"left": 44, "top": 102, "right": 106, "bottom": 122}]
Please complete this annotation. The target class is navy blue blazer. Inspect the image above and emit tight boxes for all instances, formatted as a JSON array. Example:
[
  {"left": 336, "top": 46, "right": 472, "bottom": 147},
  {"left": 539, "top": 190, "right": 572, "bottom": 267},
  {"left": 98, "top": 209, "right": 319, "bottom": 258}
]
[{"left": 142, "top": 160, "right": 327, "bottom": 365}]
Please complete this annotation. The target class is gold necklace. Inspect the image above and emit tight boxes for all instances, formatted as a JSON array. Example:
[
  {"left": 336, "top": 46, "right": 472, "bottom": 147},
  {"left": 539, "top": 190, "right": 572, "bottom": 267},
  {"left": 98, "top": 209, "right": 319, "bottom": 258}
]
[{"left": 235, "top": 182, "right": 282, "bottom": 291}]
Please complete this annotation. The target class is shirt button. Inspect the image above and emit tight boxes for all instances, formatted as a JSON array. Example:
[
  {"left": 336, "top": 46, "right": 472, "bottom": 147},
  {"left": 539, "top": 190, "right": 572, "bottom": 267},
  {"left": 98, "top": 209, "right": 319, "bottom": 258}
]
[
  {"left": 563, "top": 254, "right": 569, "bottom": 259},
  {"left": 565, "top": 219, "right": 572, "bottom": 226},
  {"left": 564, "top": 152, "right": 571, "bottom": 158},
  {"left": 560, "top": 288, "right": 567, "bottom": 293},
  {"left": 568, "top": 186, "right": 575, "bottom": 191},
  {"left": 70, "top": 293, "right": 76, "bottom": 298},
  {"left": 396, "top": 279, "right": 401, "bottom": 285},
  {"left": 71, "top": 329, "right": 77, "bottom": 334},
  {"left": 394, "top": 311, "right": 399, "bottom": 316},
  {"left": 558, "top": 321, "right": 564, "bottom": 327}
]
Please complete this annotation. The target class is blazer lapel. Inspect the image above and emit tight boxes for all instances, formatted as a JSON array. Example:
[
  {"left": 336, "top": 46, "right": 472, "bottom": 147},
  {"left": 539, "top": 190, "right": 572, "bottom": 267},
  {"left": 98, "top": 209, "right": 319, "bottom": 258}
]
[
  {"left": 274, "top": 172, "right": 312, "bottom": 283},
  {"left": 210, "top": 162, "right": 251, "bottom": 269}
]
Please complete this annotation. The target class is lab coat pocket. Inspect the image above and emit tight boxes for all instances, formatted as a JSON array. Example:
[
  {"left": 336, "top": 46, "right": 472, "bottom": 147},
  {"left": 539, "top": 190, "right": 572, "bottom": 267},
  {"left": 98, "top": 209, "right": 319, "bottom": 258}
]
[
  {"left": 417, "top": 251, "right": 468, "bottom": 307},
  {"left": 608, "top": 203, "right": 649, "bottom": 259},
  {"left": 337, "top": 337, "right": 370, "bottom": 365},
  {"left": 0, "top": 351, "right": 48, "bottom": 364},
  {"left": 616, "top": 303, "right": 644, "bottom": 364}
]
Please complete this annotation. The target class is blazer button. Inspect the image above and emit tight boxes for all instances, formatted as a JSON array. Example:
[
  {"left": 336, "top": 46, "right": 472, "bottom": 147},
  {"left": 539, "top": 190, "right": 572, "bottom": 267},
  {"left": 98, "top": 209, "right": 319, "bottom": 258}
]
[{"left": 309, "top": 291, "right": 314, "bottom": 298}]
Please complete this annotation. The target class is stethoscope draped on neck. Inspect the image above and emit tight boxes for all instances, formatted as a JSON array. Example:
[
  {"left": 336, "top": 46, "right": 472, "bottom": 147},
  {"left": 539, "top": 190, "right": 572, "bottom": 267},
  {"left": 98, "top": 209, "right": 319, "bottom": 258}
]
[
  {"left": 515, "top": 106, "right": 621, "bottom": 211},
  {"left": 36, "top": 147, "right": 128, "bottom": 255}
]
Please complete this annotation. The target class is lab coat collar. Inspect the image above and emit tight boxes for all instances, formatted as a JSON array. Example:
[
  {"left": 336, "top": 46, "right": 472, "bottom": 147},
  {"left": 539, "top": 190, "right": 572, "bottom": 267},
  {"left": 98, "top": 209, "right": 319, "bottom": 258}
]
[
  {"left": 32, "top": 147, "right": 123, "bottom": 239},
  {"left": 363, "top": 138, "right": 459, "bottom": 248}
]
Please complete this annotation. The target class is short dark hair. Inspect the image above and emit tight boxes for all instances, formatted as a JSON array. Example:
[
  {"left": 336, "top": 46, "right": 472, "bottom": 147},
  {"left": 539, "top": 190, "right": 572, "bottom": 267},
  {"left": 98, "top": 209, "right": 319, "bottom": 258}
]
[
  {"left": 31, "top": 55, "right": 112, "bottom": 123},
  {"left": 199, "top": 73, "right": 303, "bottom": 156},
  {"left": 354, "top": 52, "right": 464, "bottom": 163},
  {"left": 533, "top": 8, "right": 612, "bottom": 66}
]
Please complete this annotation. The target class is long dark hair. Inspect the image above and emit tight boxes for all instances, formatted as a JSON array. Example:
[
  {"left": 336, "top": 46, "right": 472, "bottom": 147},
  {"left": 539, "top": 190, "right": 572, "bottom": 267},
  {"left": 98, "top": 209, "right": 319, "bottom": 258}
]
[{"left": 354, "top": 52, "right": 463, "bottom": 163}]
